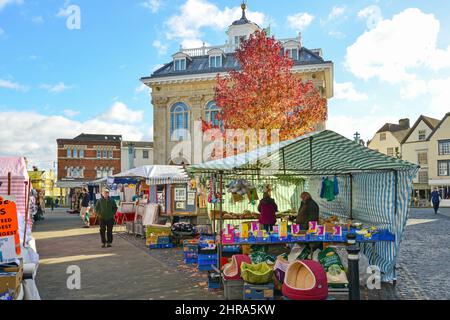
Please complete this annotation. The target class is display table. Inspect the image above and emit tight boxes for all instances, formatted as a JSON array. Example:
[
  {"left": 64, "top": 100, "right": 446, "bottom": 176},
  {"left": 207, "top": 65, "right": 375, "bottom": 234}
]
[
  {"left": 114, "top": 212, "right": 136, "bottom": 225},
  {"left": 221, "top": 229, "right": 395, "bottom": 246}
]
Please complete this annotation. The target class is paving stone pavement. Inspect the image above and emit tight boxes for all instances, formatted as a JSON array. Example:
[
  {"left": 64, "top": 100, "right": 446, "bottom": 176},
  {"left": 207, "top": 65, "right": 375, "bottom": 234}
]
[
  {"left": 33, "top": 209, "right": 219, "bottom": 300},
  {"left": 32, "top": 207, "right": 449, "bottom": 300},
  {"left": 394, "top": 207, "right": 450, "bottom": 300}
]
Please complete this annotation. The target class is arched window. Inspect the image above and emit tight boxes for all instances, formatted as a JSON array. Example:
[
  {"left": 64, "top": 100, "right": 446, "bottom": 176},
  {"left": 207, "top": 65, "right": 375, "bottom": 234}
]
[
  {"left": 170, "top": 102, "right": 190, "bottom": 141},
  {"left": 205, "top": 101, "right": 222, "bottom": 127}
]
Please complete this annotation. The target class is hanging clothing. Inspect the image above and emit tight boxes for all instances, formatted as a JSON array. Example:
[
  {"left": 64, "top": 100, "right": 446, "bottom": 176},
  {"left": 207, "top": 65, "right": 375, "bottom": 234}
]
[
  {"left": 333, "top": 176, "right": 339, "bottom": 196},
  {"left": 320, "top": 177, "right": 339, "bottom": 201}
]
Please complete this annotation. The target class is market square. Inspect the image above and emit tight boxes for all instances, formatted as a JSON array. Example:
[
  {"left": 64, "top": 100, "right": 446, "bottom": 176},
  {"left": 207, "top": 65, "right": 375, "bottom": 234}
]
[{"left": 1, "top": 0, "right": 450, "bottom": 306}]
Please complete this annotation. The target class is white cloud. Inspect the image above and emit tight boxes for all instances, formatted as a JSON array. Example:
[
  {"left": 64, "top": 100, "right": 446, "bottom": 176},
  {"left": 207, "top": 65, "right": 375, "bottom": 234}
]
[
  {"left": 346, "top": 8, "right": 450, "bottom": 83},
  {"left": 0, "top": 103, "right": 150, "bottom": 169},
  {"left": 136, "top": 83, "right": 150, "bottom": 94},
  {"left": 40, "top": 82, "right": 71, "bottom": 93},
  {"left": 287, "top": 12, "right": 314, "bottom": 32},
  {"left": 329, "top": 6, "right": 346, "bottom": 20},
  {"left": 165, "top": 0, "right": 266, "bottom": 48},
  {"left": 427, "top": 77, "right": 450, "bottom": 116},
  {"left": 152, "top": 40, "right": 168, "bottom": 56},
  {"left": 99, "top": 101, "right": 144, "bottom": 124},
  {"left": 334, "top": 82, "right": 368, "bottom": 102},
  {"left": 328, "top": 114, "right": 398, "bottom": 142},
  {"left": 141, "top": 0, "right": 162, "bottom": 13},
  {"left": 0, "top": 0, "right": 23, "bottom": 11},
  {"left": 358, "top": 5, "right": 383, "bottom": 29},
  {"left": 62, "top": 109, "right": 80, "bottom": 117},
  {"left": 0, "top": 78, "right": 28, "bottom": 91},
  {"left": 399, "top": 80, "right": 428, "bottom": 100}
]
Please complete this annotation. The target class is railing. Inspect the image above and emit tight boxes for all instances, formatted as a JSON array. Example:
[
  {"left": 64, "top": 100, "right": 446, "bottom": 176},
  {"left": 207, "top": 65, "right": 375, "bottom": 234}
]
[{"left": 180, "top": 36, "right": 323, "bottom": 58}]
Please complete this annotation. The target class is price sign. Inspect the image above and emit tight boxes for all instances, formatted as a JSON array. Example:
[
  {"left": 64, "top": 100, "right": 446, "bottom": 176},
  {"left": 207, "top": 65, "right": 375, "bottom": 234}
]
[{"left": 0, "top": 196, "right": 20, "bottom": 262}]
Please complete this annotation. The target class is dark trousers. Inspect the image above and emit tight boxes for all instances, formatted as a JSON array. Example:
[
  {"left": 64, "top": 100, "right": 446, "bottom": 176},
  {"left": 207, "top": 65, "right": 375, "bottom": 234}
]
[
  {"left": 433, "top": 202, "right": 440, "bottom": 214},
  {"left": 263, "top": 224, "right": 274, "bottom": 232},
  {"left": 100, "top": 219, "right": 114, "bottom": 244}
]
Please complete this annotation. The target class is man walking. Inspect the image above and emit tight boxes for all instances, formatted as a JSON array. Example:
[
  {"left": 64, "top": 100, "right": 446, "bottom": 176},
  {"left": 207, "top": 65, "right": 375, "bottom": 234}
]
[
  {"left": 95, "top": 189, "right": 117, "bottom": 248},
  {"left": 431, "top": 188, "right": 441, "bottom": 214},
  {"left": 80, "top": 188, "right": 90, "bottom": 228}
]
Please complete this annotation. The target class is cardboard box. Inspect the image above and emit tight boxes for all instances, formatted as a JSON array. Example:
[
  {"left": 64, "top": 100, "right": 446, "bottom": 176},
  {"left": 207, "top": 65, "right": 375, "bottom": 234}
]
[{"left": 0, "top": 263, "right": 23, "bottom": 299}]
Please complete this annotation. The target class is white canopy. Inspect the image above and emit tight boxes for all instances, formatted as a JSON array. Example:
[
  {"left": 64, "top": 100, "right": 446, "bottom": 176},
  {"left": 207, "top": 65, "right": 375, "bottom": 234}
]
[{"left": 113, "top": 165, "right": 189, "bottom": 185}]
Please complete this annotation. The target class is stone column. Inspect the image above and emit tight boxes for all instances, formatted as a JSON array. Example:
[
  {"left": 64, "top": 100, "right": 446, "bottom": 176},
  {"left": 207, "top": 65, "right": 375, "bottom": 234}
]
[
  {"left": 189, "top": 94, "right": 204, "bottom": 164},
  {"left": 152, "top": 96, "right": 169, "bottom": 165}
]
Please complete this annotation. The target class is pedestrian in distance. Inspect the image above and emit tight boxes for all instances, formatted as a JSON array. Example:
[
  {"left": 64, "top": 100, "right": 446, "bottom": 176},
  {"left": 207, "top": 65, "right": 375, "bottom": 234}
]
[
  {"left": 80, "top": 188, "right": 90, "bottom": 228},
  {"left": 431, "top": 188, "right": 441, "bottom": 214},
  {"left": 95, "top": 189, "right": 118, "bottom": 248}
]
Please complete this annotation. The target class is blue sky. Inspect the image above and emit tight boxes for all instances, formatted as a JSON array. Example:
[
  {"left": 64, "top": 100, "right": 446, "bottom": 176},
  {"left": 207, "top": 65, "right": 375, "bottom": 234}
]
[{"left": 1, "top": 0, "right": 450, "bottom": 168}]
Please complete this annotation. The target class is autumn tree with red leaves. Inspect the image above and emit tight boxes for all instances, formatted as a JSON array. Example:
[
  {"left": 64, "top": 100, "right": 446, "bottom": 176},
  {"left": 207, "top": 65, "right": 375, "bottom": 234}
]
[{"left": 211, "top": 30, "right": 327, "bottom": 142}]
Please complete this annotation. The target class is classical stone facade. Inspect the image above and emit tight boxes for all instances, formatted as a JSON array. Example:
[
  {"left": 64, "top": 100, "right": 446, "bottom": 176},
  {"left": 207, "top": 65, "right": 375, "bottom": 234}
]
[{"left": 142, "top": 4, "right": 334, "bottom": 165}]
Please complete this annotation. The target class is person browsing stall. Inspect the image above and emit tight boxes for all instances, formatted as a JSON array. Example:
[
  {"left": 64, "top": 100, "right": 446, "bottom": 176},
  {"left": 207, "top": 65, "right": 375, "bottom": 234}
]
[
  {"left": 296, "top": 192, "right": 319, "bottom": 230},
  {"left": 95, "top": 189, "right": 118, "bottom": 248},
  {"left": 257, "top": 192, "right": 278, "bottom": 232}
]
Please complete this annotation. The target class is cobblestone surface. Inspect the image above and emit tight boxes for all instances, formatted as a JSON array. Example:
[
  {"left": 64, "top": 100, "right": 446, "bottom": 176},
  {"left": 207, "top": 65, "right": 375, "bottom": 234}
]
[{"left": 394, "top": 207, "right": 450, "bottom": 300}]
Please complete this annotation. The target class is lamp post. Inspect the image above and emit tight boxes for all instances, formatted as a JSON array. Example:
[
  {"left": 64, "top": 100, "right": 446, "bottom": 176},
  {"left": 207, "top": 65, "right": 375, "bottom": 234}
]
[{"left": 346, "top": 233, "right": 361, "bottom": 300}]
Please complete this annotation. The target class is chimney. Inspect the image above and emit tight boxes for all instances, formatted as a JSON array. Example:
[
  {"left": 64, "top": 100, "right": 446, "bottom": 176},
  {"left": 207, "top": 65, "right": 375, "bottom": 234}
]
[{"left": 399, "top": 118, "right": 410, "bottom": 129}]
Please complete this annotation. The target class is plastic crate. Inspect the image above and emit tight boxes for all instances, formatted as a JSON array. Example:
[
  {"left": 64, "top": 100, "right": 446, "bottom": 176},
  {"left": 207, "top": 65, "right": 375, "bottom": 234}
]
[
  {"left": 157, "top": 236, "right": 170, "bottom": 244},
  {"left": 208, "top": 271, "right": 221, "bottom": 289},
  {"left": 222, "top": 245, "right": 241, "bottom": 253},
  {"left": 184, "top": 258, "right": 198, "bottom": 264},
  {"left": 223, "top": 279, "right": 244, "bottom": 300},
  {"left": 243, "top": 282, "right": 274, "bottom": 300},
  {"left": 149, "top": 243, "right": 174, "bottom": 249},
  {"left": 198, "top": 253, "right": 217, "bottom": 261},
  {"left": 183, "top": 244, "right": 199, "bottom": 253},
  {"left": 184, "top": 252, "right": 198, "bottom": 259}
]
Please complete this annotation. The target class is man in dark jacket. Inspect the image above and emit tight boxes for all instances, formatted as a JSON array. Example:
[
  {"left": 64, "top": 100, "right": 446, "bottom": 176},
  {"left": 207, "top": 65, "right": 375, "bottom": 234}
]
[
  {"left": 80, "top": 188, "right": 90, "bottom": 228},
  {"left": 296, "top": 192, "right": 319, "bottom": 230},
  {"left": 95, "top": 189, "right": 118, "bottom": 248}
]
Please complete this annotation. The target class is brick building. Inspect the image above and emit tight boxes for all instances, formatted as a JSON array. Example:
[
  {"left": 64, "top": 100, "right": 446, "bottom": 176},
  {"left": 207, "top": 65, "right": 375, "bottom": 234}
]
[{"left": 56, "top": 133, "right": 122, "bottom": 188}]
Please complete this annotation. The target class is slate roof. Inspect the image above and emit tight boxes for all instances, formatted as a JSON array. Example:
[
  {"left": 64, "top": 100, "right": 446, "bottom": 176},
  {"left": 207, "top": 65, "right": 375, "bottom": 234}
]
[
  {"left": 142, "top": 48, "right": 330, "bottom": 80},
  {"left": 72, "top": 134, "right": 122, "bottom": 142},
  {"left": 122, "top": 141, "right": 154, "bottom": 148}
]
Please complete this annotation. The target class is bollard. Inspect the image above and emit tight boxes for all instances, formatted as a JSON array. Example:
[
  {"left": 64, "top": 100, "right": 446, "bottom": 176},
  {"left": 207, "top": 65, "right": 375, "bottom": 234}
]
[{"left": 347, "top": 244, "right": 361, "bottom": 300}]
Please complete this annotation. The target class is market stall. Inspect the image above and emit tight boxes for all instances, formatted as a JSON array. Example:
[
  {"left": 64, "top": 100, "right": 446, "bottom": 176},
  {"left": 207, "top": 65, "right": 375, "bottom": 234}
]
[
  {"left": 0, "top": 157, "right": 40, "bottom": 300},
  {"left": 112, "top": 165, "right": 197, "bottom": 237},
  {"left": 188, "top": 130, "right": 419, "bottom": 284}
]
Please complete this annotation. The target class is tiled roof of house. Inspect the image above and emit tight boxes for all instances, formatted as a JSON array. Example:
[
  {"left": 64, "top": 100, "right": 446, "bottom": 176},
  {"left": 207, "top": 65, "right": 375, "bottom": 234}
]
[
  {"left": 427, "top": 112, "right": 450, "bottom": 141},
  {"left": 401, "top": 115, "right": 440, "bottom": 143},
  {"left": 142, "top": 48, "right": 329, "bottom": 80}
]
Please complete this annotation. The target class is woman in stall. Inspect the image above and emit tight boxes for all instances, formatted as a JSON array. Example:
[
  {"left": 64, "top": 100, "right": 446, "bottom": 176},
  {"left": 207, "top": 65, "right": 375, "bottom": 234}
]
[
  {"left": 296, "top": 192, "right": 320, "bottom": 230},
  {"left": 257, "top": 191, "right": 278, "bottom": 232}
]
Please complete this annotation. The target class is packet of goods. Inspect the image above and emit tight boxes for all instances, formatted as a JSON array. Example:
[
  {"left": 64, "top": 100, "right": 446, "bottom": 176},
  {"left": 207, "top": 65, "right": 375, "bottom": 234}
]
[
  {"left": 308, "top": 221, "right": 318, "bottom": 233},
  {"left": 279, "top": 221, "right": 288, "bottom": 238},
  {"left": 318, "top": 247, "right": 349, "bottom": 288}
]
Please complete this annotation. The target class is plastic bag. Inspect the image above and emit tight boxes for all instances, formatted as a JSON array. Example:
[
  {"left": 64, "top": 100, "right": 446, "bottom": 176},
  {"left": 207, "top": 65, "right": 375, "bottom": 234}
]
[
  {"left": 318, "top": 247, "right": 348, "bottom": 288},
  {"left": 288, "top": 244, "right": 311, "bottom": 262},
  {"left": 335, "top": 247, "right": 370, "bottom": 284}
]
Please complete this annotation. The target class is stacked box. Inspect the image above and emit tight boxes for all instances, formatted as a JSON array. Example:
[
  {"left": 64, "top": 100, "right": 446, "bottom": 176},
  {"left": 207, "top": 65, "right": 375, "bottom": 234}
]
[
  {"left": 197, "top": 253, "right": 217, "bottom": 271},
  {"left": 223, "top": 278, "right": 244, "bottom": 300},
  {"left": 149, "top": 243, "right": 174, "bottom": 249},
  {"left": 208, "top": 271, "right": 221, "bottom": 289},
  {"left": 243, "top": 283, "right": 274, "bottom": 300}
]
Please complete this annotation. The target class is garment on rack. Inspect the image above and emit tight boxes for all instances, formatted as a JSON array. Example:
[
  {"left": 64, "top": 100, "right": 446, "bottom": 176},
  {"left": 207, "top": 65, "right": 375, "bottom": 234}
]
[
  {"left": 333, "top": 176, "right": 339, "bottom": 196},
  {"left": 320, "top": 177, "right": 337, "bottom": 202}
]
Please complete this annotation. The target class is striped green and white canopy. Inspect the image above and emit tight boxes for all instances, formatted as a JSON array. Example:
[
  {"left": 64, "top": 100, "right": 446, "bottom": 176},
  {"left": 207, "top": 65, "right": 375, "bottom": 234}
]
[{"left": 189, "top": 130, "right": 418, "bottom": 175}]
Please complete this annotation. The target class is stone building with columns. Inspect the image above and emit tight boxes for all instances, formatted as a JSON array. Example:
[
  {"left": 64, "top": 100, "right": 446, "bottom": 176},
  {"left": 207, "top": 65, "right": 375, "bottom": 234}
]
[{"left": 141, "top": 4, "right": 334, "bottom": 165}]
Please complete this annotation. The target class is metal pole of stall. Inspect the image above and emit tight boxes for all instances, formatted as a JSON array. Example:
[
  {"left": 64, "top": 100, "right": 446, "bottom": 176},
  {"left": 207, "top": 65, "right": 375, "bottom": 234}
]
[
  {"left": 346, "top": 233, "right": 360, "bottom": 300},
  {"left": 218, "top": 171, "right": 224, "bottom": 270}
]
